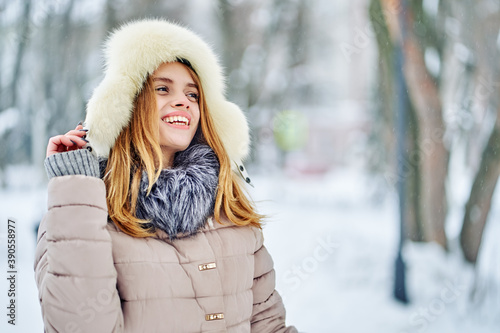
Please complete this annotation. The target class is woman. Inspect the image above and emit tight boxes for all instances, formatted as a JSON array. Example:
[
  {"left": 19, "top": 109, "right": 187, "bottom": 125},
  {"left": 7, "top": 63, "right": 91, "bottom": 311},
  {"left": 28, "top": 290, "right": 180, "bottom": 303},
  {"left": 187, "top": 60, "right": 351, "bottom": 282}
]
[{"left": 34, "top": 19, "right": 297, "bottom": 332}]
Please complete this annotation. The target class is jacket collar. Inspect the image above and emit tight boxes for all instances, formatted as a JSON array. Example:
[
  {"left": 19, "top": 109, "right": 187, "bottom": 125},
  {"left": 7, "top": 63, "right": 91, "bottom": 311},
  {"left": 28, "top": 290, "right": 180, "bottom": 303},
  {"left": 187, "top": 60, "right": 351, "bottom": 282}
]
[{"left": 151, "top": 214, "right": 235, "bottom": 241}]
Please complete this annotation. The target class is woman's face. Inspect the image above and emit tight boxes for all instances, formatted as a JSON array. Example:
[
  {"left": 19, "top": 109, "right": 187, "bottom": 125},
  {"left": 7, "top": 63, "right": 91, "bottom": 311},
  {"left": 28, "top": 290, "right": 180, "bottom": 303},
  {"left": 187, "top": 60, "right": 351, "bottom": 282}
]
[{"left": 152, "top": 62, "right": 201, "bottom": 164}]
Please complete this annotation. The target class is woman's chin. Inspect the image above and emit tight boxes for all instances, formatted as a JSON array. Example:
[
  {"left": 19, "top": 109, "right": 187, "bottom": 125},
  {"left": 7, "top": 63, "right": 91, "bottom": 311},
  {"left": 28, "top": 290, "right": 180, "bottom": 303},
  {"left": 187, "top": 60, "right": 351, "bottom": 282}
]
[{"left": 160, "top": 141, "right": 191, "bottom": 159}]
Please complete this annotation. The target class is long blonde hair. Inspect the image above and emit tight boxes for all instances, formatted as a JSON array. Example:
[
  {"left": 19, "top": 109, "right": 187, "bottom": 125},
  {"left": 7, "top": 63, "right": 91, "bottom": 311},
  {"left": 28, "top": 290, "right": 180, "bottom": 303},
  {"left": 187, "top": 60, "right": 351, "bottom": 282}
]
[{"left": 103, "top": 63, "right": 262, "bottom": 237}]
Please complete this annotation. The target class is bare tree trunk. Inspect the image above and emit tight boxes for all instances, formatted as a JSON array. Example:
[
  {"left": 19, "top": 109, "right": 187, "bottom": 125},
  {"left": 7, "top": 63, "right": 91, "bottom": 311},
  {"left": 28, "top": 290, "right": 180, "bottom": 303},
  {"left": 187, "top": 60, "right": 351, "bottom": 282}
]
[
  {"left": 369, "top": 0, "right": 424, "bottom": 241},
  {"left": 460, "top": 121, "right": 500, "bottom": 263},
  {"left": 0, "top": 0, "right": 33, "bottom": 174},
  {"left": 9, "top": 0, "right": 31, "bottom": 108},
  {"left": 105, "top": 0, "right": 118, "bottom": 30},
  {"left": 455, "top": 0, "right": 500, "bottom": 264},
  {"left": 398, "top": 2, "right": 448, "bottom": 248},
  {"left": 216, "top": 0, "right": 249, "bottom": 74},
  {"left": 0, "top": 3, "right": 5, "bottom": 111},
  {"left": 406, "top": 101, "right": 425, "bottom": 241}
]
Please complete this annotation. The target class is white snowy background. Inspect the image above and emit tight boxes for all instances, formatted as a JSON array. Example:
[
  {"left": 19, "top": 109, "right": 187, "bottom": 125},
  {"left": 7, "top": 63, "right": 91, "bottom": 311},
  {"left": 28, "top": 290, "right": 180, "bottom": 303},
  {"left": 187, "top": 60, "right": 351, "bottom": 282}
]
[{"left": 1, "top": 0, "right": 500, "bottom": 332}]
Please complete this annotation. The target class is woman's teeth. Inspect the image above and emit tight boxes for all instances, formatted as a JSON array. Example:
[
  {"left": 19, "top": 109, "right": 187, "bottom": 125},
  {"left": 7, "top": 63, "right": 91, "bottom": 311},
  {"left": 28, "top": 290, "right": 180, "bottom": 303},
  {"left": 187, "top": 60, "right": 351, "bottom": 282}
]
[{"left": 162, "top": 116, "right": 189, "bottom": 126}]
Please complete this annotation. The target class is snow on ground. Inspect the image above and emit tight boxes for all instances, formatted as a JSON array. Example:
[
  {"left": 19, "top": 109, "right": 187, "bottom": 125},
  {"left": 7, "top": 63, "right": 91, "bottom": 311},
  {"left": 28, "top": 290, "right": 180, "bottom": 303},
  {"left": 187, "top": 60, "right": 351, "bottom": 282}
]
[
  {"left": 0, "top": 166, "right": 499, "bottom": 332},
  {"left": 248, "top": 168, "right": 500, "bottom": 333}
]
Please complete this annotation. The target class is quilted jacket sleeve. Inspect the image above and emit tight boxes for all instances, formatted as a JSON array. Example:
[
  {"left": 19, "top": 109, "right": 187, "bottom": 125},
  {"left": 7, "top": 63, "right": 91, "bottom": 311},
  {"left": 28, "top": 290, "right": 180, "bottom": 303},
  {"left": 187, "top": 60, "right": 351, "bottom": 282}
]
[
  {"left": 34, "top": 175, "right": 123, "bottom": 332},
  {"left": 251, "top": 229, "right": 298, "bottom": 333}
]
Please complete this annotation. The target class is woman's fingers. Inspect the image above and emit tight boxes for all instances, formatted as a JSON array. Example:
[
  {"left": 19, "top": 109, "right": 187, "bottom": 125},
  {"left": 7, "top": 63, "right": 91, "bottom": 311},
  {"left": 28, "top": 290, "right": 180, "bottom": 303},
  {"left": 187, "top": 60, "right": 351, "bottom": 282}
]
[
  {"left": 64, "top": 130, "right": 88, "bottom": 140},
  {"left": 46, "top": 134, "right": 88, "bottom": 157},
  {"left": 46, "top": 122, "right": 90, "bottom": 158},
  {"left": 46, "top": 135, "right": 66, "bottom": 157},
  {"left": 61, "top": 135, "right": 87, "bottom": 148},
  {"left": 65, "top": 135, "right": 86, "bottom": 152},
  {"left": 66, "top": 125, "right": 88, "bottom": 138}
]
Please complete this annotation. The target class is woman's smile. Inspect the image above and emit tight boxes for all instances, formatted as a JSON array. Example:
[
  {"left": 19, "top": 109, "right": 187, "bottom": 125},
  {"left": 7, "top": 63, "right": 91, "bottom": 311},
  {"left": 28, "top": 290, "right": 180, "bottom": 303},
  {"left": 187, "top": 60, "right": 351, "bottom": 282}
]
[{"left": 161, "top": 110, "right": 192, "bottom": 129}]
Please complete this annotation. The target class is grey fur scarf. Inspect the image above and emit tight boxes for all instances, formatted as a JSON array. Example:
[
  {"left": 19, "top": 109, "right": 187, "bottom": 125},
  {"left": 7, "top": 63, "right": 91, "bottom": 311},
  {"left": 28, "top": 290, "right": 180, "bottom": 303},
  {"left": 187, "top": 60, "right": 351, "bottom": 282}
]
[{"left": 134, "top": 144, "right": 220, "bottom": 239}]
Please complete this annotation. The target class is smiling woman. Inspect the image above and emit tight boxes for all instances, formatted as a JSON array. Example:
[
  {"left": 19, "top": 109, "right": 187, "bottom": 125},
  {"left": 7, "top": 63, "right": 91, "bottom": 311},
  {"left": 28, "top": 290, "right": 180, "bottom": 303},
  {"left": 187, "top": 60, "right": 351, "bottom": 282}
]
[
  {"left": 154, "top": 62, "right": 201, "bottom": 165},
  {"left": 34, "top": 19, "right": 297, "bottom": 333}
]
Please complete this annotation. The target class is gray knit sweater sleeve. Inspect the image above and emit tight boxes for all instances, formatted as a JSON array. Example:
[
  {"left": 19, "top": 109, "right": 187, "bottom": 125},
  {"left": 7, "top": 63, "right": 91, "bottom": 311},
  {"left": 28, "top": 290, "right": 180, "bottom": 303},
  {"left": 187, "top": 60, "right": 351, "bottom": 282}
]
[{"left": 44, "top": 149, "right": 100, "bottom": 179}]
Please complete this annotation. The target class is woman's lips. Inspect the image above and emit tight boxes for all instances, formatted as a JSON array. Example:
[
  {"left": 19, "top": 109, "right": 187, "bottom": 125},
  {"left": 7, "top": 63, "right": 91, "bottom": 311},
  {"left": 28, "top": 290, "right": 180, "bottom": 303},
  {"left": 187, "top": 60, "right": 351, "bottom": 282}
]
[{"left": 161, "top": 111, "right": 191, "bottom": 129}]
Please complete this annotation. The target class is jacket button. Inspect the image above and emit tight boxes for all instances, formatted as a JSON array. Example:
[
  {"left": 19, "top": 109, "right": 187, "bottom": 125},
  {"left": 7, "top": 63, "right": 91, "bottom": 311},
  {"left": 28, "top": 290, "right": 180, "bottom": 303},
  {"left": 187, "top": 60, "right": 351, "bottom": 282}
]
[
  {"left": 198, "top": 262, "right": 217, "bottom": 271},
  {"left": 205, "top": 313, "right": 224, "bottom": 321}
]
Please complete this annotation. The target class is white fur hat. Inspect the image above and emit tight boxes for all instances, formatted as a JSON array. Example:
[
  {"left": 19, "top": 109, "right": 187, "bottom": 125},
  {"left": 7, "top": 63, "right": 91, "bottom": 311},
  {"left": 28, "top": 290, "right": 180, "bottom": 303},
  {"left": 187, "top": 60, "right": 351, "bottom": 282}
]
[{"left": 84, "top": 19, "right": 249, "bottom": 167}]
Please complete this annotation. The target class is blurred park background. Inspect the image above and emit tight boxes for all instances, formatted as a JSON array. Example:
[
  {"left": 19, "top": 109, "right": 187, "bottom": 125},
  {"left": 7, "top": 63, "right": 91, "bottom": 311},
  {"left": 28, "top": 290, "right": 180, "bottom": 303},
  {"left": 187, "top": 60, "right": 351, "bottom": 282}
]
[{"left": 0, "top": 0, "right": 499, "bottom": 332}]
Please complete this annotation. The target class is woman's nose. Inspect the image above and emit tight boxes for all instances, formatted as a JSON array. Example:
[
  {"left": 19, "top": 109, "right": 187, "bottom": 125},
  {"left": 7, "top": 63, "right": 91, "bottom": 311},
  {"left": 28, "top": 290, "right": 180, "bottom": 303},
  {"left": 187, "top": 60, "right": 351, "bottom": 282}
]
[{"left": 171, "top": 97, "right": 190, "bottom": 109}]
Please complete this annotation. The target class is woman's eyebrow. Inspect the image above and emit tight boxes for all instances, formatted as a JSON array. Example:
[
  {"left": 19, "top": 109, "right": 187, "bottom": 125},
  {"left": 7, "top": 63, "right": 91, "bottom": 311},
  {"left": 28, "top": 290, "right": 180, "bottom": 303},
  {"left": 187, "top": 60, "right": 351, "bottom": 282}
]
[
  {"left": 153, "top": 77, "right": 197, "bottom": 89},
  {"left": 152, "top": 77, "right": 173, "bottom": 83}
]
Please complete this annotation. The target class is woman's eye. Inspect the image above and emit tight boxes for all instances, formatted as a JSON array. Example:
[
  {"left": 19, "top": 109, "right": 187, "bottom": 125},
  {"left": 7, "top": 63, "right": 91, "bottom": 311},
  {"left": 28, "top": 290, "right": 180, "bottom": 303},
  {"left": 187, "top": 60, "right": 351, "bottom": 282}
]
[
  {"left": 155, "top": 87, "right": 168, "bottom": 93},
  {"left": 187, "top": 93, "right": 199, "bottom": 102}
]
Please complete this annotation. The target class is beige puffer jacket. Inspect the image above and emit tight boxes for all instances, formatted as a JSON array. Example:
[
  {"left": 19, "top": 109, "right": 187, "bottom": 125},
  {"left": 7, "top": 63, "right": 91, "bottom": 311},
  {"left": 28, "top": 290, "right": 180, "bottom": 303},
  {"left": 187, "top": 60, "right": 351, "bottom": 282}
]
[{"left": 34, "top": 175, "right": 297, "bottom": 332}]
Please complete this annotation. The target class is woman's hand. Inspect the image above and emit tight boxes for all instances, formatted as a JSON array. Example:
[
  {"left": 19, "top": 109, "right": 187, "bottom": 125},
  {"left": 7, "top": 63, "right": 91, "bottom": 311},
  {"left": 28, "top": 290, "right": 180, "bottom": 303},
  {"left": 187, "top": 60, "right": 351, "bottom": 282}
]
[{"left": 46, "top": 123, "right": 89, "bottom": 158}]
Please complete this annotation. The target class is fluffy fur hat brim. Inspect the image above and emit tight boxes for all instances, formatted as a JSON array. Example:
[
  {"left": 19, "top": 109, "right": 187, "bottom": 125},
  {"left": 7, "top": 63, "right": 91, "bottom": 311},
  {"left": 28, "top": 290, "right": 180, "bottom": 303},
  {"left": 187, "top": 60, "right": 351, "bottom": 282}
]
[{"left": 84, "top": 19, "right": 250, "bottom": 166}]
